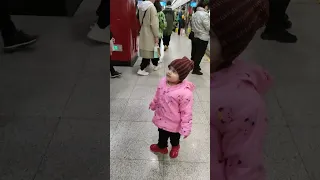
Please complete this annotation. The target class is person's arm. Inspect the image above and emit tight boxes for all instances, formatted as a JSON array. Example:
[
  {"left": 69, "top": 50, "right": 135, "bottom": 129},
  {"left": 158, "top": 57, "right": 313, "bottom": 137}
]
[
  {"left": 150, "top": 7, "right": 160, "bottom": 40},
  {"left": 179, "top": 92, "right": 194, "bottom": 137},
  {"left": 202, "top": 13, "right": 210, "bottom": 32},
  {"left": 149, "top": 79, "right": 162, "bottom": 111}
]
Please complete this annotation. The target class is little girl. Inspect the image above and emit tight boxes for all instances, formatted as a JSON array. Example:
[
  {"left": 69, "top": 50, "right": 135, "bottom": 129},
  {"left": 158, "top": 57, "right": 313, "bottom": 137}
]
[
  {"left": 149, "top": 57, "right": 195, "bottom": 158},
  {"left": 210, "top": 0, "right": 272, "bottom": 180}
]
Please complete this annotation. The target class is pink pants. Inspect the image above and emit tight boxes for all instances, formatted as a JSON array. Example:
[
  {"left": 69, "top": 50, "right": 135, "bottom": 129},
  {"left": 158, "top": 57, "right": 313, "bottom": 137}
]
[{"left": 211, "top": 113, "right": 267, "bottom": 180}]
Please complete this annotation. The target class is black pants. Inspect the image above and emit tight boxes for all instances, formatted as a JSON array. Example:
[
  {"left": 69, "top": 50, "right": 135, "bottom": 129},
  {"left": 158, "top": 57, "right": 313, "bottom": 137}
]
[
  {"left": 191, "top": 39, "right": 196, "bottom": 61},
  {"left": 158, "top": 128, "right": 181, "bottom": 149},
  {"left": 96, "top": 0, "right": 110, "bottom": 29},
  {"left": 0, "top": 0, "right": 17, "bottom": 41},
  {"left": 140, "top": 58, "right": 158, "bottom": 70},
  {"left": 158, "top": 38, "right": 162, "bottom": 47},
  {"left": 163, "top": 34, "right": 171, "bottom": 46},
  {"left": 110, "top": 65, "right": 116, "bottom": 74},
  {"left": 178, "top": 21, "right": 182, "bottom": 35},
  {"left": 192, "top": 38, "right": 208, "bottom": 71},
  {"left": 265, "top": 0, "right": 291, "bottom": 31}
]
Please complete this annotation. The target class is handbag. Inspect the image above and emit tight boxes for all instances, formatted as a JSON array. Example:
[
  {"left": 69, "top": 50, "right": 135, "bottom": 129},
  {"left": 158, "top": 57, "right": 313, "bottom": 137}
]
[
  {"left": 188, "top": 31, "right": 194, "bottom": 40},
  {"left": 153, "top": 45, "right": 161, "bottom": 58}
]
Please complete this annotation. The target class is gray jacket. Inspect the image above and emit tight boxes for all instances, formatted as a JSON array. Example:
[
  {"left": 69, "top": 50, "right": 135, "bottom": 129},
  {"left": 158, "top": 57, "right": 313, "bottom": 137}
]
[{"left": 191, "top": 7, "right": 210, "bottom": 41}]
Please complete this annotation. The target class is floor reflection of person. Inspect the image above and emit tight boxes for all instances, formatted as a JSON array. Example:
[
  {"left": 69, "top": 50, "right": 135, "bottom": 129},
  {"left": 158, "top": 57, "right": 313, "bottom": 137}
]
[
  {"left": 211, "top": 0, "right": 272, "bottom": 179},
  {"left": 0, "top": 0, "right": 38, "bottom": 52}
]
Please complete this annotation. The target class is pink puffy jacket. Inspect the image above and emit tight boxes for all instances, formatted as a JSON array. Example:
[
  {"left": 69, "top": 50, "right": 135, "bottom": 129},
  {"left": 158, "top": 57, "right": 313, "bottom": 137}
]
[{"left": 150, "top": 77, "right": 195, "bottom": 136}]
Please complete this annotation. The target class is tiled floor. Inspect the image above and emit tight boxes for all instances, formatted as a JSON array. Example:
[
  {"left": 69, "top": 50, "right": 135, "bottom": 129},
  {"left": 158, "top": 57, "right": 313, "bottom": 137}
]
[
  {"left": 110, "top": 33, "right": 210, "bottom": 180},
  {"left": 1, "top": 0, "right": 320, "bottom": 180}
]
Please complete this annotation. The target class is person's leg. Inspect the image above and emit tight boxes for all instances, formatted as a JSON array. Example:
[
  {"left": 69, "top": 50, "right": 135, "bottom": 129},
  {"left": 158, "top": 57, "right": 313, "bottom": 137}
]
[
  {"left": 151, "top": 58, "right": 159, "bottom": 70},
  {"left": 192, "top": 38, "right": 208, "bottom": 75},
  {"left": 163, "top": 35, "right": 168, "bottom": 50},
  {"left": 110, "top": 64, "right": 121, "bottom": 78},
  {"left": 88, "top": 0, "right": 110, "bottom": 43},
  {"left": 150, "top": 128, "right": 170, "bottom": 154},
  {"left": 140, "top": 58, "right": 150, "bottom": 70},
  {"left": 178, "top": 22, "right": 181, "bottom": 35},
  {"left": 261, "top": 0, "right": 296, "bottom": 43},
  {"left": 158, "top": 38, "right": 162, "bottom": 47},
  {"left": 137, "top": 58, "right": 150, "bottom": 75},
  {"left": 158, "top": 129, "right": 171, "bottom": 148},
  {"left": 0, "top": 0, "right": 38, "bottom": 51},
  {"left": 97, "top": 0, "right": 109, "bottom": 29},
  {"left": 0, "top": 0, "right": 16, "bottom": 37},
  {"left": 190, "top": 39, "right": 196, "bottom": 61},
  {"left": 169, "top": 132, "right": 181, "bottom": 158}
]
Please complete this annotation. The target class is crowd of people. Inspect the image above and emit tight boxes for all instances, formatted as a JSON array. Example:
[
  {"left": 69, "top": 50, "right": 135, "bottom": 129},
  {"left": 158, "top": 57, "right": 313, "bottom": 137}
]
[{"left": 136, "top": 0, "right": 210, "bottom": 76}]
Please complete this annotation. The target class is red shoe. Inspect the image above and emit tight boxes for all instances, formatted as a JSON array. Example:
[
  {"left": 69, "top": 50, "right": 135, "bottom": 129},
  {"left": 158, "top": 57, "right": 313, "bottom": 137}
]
[
  {"left": 150, "top": 144, "right": 168, "bottom": 154},
  {"left": 170, "top": 145, "right": 180, "bottom": 158}
]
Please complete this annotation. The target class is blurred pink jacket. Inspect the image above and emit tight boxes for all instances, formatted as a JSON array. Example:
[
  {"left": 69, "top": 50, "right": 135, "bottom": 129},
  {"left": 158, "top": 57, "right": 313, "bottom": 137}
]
[
  {"left": 150, "top": 77, "right": 195, "bottom": 136},
  {"left": 211, "top": 60, "right": 272, "bottom": 180}
]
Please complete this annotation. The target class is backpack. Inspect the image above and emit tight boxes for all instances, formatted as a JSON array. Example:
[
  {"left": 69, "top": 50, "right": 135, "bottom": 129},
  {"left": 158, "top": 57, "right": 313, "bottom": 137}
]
[{"left": 164, "top": 10, "right": 174, "bottom": 35}]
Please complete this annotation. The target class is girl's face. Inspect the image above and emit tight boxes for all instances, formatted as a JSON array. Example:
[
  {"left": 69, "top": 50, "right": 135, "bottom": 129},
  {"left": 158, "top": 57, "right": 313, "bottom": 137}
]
[
  {"left": 166, "top": 66, "right": 180, "bottom": 84},
  {"left": 211, "top": 32, "right": 223, "bottom": 72}
]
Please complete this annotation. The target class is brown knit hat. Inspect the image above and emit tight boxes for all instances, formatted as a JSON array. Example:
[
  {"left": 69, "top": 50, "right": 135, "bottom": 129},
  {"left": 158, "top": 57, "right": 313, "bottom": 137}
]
[
  {"left": 210, "top": 0, "right": 269, "bottom": 69},
  {"left": 168, "top": 57, "right": 194, "bottom": 81}
]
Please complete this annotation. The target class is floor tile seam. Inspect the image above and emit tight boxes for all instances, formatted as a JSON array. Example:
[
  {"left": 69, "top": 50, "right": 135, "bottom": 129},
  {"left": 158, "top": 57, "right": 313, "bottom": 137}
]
[
  {"left": 274, "top": 90, "right": 313, "bottom": 180},
  {"left": 30, "top": 50, "right": 90, "bottom": 180}
]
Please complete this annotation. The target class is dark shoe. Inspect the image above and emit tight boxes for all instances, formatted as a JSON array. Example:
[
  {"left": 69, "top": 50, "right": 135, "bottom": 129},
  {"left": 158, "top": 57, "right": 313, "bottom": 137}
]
[
  {"left": 111, "top": 71, "right": 122, "bottom": 78},
  {"left": 284, "top": 19, "right": 292, "bottom": 29},
  {"left": 261, "top": 30, "right": 297, "bottom": 43},
  {"left": 192, "top": 70, "right": 203, "bottom": 75},
  {"left": 3, "top": 31, "right": 38, "bottom": 52}
]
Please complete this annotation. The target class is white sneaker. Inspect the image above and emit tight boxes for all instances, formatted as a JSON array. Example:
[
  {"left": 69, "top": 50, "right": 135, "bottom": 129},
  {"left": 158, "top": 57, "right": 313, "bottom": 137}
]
[
  {"left": 137, "top": 69, "right": 149, "bottom": 76},
  {"left": 153, "top": 65, "right": 160, "bottom": 71},
  {"left": 87, "top": 24, "right": 110, "bottom": 43},
  {"left": 158, "top": 59, "right": 163, "bottom": 63}
]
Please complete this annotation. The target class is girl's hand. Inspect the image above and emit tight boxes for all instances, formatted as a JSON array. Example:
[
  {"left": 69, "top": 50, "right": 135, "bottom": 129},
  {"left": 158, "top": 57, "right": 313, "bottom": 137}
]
[
  {"left": 183, "top": 135, "right": 188, "bottom": 139},
  {"left": 149, "top": 102, "right": 156, "bottom": 111}
]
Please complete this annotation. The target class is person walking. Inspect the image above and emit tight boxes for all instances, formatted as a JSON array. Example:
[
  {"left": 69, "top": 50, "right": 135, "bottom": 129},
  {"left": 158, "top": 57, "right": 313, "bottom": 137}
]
[
  {"left": 137, "top": 0, "right": 160, "bottom": 76},
  {"left": 190, "top": 1, "right": 209, "bottom": 75},
  {"left": 154, "top": 0, "right": 166, "bottom": 63},
  {"left": 110, "top": 32, "right": 121, "bottom": 78},
  {"left": 0, "top": 0, "right": 38, "bottom": 52},
  {"left": 177, "top": 9, "right": 183, "bottom": 36},
  {"left": 260, "top": 0, "right": 297, "bottom": 43},
  {"left": 162, "top": 1, "right": 175, "bottom": 51}
]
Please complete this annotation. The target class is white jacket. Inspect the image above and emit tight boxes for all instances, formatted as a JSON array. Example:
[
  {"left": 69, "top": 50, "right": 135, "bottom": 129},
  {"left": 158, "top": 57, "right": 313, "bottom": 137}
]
[{"left": 191, "top": 7, "right": 210, "bottom": 41}]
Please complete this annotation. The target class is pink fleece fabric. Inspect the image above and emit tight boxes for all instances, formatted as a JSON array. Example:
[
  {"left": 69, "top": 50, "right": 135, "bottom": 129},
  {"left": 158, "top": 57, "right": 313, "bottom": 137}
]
[
  {"left": 150, "top": 77, "right": 195, "bottom": 136},
  {"left": 211, "top": 60, "right": 272, "bottom": 180}
]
